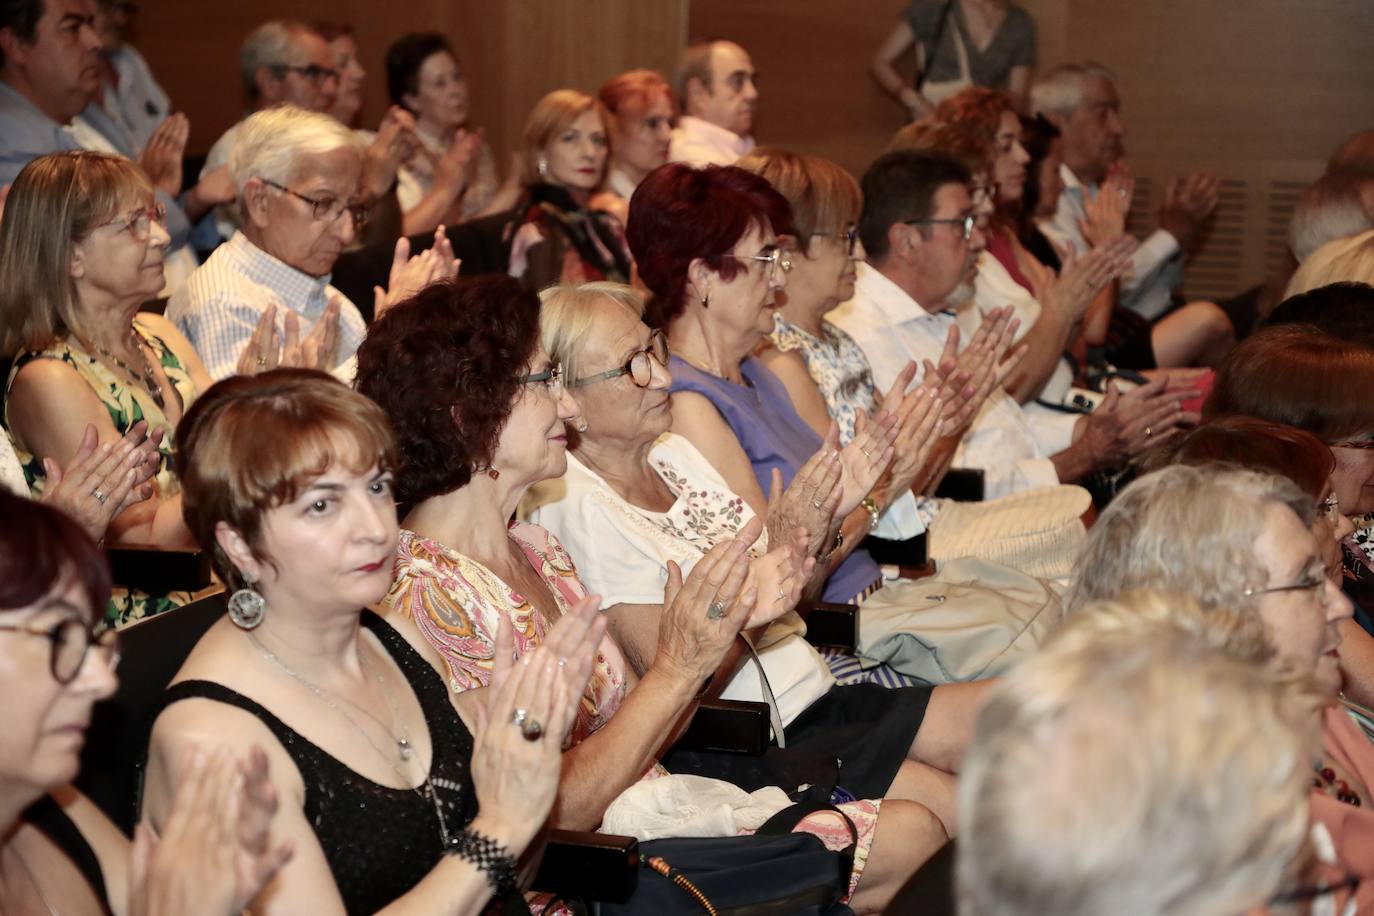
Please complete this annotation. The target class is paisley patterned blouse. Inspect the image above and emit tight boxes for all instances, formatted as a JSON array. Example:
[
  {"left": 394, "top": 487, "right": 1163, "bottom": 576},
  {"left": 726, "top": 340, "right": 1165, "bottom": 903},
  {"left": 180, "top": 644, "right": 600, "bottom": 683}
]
[{"left": 769, "top": 313, "right": 878, "bottom": 444}]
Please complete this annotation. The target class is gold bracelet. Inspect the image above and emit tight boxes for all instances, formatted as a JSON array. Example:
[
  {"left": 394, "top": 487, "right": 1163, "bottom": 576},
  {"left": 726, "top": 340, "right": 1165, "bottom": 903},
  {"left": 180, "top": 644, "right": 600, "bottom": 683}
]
[
  {"left": 819, "top": 530, "right": 845, "bottom": 564},
  {"left": 861, "top": 496, "right": 882, "bottom": 530}
]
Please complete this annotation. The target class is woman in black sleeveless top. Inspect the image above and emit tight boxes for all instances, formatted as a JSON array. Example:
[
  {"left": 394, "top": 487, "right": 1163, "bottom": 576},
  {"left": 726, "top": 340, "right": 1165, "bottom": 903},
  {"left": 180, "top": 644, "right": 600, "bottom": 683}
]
[{"left": 146, "top": 369, "right": 603, "bottom": 916}]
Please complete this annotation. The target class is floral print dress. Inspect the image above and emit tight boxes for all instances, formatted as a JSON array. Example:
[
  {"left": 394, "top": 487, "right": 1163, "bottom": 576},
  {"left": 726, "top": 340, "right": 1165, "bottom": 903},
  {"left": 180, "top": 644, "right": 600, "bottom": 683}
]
[{"left": 2, "top": 321, "right": 196, "bottom": 627}]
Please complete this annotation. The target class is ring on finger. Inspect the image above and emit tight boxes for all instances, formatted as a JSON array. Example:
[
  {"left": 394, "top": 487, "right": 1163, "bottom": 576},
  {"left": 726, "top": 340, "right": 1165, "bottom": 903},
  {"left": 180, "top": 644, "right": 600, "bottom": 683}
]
[
  {"left": 92, "top": 489, "right": 107, "bottom": 504},
  {"left": 811, "top": 499, "right": 824, "bottom": 509},
  {"left": 557, "top": 657, "right": 567, "bottom": 668},
  {"left": 256, "top": 356, "right": 268, "bottom": 368},
  {"left": 775, "top": 589, "right": 787, "bottom": 604},
  {"left": 510, "top": 708, "right": 528, "bottom": 727},
  {"left": 1145, "top": 426, "right": 1153, "bottom": 438},
  {"left": 706, "top": 601, "right": 726, "bottom": 620},
  {"left": 860, "top": 447, "right": 872, "bottom": 459},
  {"left": 521, "top": 717, "right": 544, "bottom": 742}
]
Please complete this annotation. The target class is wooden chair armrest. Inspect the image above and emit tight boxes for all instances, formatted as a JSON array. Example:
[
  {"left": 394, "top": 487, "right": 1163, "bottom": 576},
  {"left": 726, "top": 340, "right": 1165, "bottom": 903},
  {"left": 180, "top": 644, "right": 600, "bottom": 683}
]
[
  {"left": 933, "top": 468, "right": 986, "bottom": 502},
  {"left": 670, "top": 698, "right": 771, "bottom": 756},
  {"left": 800, "top": 602, "right": 859, "bottom": 651},
  {"left": 532, "top": 829, "right": 639, "bottom": 902},
  {"left": 105, "top": 546, "right": 213, "bottom": 594}
]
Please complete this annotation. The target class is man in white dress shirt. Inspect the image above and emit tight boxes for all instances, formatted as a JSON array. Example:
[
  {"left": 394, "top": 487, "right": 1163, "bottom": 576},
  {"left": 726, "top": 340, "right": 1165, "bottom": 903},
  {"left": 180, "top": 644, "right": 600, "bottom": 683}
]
[
  {"left": 1031, "top": 62, "right": 1235, "bottom": 367},
  {"left": 828, "top": 148, "right": 1194, "bottom": 500},
  {"left": 668, "top": 39, "right": 757, "bottom": 167}
]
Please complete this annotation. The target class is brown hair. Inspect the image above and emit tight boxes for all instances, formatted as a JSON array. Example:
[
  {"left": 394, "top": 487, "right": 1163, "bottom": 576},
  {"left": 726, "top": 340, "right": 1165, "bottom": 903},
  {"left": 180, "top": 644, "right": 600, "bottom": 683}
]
[
  {"left": 935, "top": 86, "right": 1016, "bottom": 147},
  {"left": 519, "top": 89, "right": 611, "bottom": 187},
  {"left": 1156, "top": 416, "right": 1336, "bottom": 501},
  {"left": 175, "top": 369, "right": 398, "bottom": 588},
  {"left": 886, "top": 119, "right": 993, "bottom": 173},
  {"left": 1204, "top": 324, "right": 1374, "bottom": 444},
  {"left": 0, "top": 151, "right": 153, "bottom": 357},
  {"left": 736, "top": 148, "right": 860, "bottom": 255}
]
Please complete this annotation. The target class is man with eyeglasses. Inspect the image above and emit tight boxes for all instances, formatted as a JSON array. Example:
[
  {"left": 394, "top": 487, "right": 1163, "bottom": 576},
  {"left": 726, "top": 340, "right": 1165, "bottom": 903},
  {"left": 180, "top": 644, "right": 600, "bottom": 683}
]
[
  {"left": 169, "top": 105, "right": 456, "bottom": 383},
  {"left": 669, "top": 39, "right": 759, "bottom": 167},
  {"left": 829, "top": 148, "right": 1196, "bottom": 500}
]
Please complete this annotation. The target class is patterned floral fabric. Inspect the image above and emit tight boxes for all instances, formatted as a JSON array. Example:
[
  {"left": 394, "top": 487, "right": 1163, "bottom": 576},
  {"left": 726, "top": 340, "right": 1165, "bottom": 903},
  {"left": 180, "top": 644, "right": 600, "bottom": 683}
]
[
  {"left": 2, "top": 321, "right": 196, "bottom": 627},
  {"left": 769, "top": 313, "right": 878, "bottom": 444}
]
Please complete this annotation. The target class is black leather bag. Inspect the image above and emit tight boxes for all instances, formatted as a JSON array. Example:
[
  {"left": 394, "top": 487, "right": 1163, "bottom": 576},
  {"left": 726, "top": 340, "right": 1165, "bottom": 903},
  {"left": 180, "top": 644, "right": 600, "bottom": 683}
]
[{"left": 598, "top": 801, "right": 857, "bottom": 916}]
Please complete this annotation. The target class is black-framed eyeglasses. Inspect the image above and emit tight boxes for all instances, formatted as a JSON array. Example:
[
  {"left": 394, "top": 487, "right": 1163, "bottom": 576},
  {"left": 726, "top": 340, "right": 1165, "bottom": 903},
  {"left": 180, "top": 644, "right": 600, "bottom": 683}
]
[
  {"left": 0, "top": 618, "right": 120, "bottom": 685},
  {"left": 571, "top": 330, "right": 669, "bottom": 389},
  {"left": 274, "top": 63, "right": 339, "bottom": 84},
  {"left": 519, "top": 362, "right": 564, "bottom": 398},
  {"left": 261, "top": 180, "right": 371, "bottom": 230},
  {"left": 1269, "top": 871, "right": 1361, "bottom": 905},
  {"left": 904, "top": 214, "right": 976, "bottom": 240},
  {"left": 731, "top": 247, "right": 792, "bottom": 280},
  {"left": 103, "top": 203, "right": 167, "bottom": 242},
  {"left": 811, "top": 227, "right": 860, "bottom": 258},
  {"left": 1241, "top": 571, "right": 1328, "bottom": 599}
]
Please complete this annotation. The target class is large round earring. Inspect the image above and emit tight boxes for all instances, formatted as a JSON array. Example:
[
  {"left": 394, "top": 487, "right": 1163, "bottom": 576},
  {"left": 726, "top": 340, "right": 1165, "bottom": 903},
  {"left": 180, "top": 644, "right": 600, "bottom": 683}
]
[
  {"left": 537, "top": 157, "right": 549, "bottom": 180},
  {"left": 227, "top": 576, "right": 267, "bottom": 630}
]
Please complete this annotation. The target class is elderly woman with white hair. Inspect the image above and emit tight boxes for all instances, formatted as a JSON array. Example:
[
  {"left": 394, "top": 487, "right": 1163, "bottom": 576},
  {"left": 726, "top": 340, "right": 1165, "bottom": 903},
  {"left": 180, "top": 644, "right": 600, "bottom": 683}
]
[
  {"left": 1287, "top": 228, "right": 1374, "bottom": 297},
  {"left": 1066, "top": 464, "right": 1374, "bottom": 909},
  {"left": 168, "top": 104, "right": 458, "bottom": 383},
  {"left": 959, "top": 591, "right": 1328, "bottom": 916}
]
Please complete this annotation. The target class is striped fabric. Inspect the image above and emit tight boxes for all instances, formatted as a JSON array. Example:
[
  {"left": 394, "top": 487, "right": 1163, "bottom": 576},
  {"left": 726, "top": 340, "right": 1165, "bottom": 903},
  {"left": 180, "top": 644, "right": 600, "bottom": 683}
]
[{"left": 819, "top": 646, "right": 927, "bottom": 689}]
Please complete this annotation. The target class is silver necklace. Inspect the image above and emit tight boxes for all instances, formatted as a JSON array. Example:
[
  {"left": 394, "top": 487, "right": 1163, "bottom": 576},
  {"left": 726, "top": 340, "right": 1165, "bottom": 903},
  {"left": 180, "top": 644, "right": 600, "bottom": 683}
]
[
  {"left": 246, "top": 632, "right": 454, "bottom": 845},
  {"left": 3, "top": 845, "right": 58, "bottom": 916}
]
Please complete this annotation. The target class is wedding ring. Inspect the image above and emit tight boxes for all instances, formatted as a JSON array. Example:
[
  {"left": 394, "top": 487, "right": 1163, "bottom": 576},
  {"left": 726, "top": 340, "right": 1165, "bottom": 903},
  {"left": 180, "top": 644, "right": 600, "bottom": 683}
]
[
  {"left": 775, "top": 589, "right": 787, "bottom": 603},
  {"left": 256, "top": 356, "right": 267, "bottom": 367},
  {"left": 860, "top": 447, "right": 872, "bottom": 459},
  {"left": 811, "top": 499, "right": 824, "bottom": 509},
  {"left": 707, "top": 601, "right": 726, "bottom": 620},
  {"left": 1145, "top": 426, "right": 1153, "bottom": 438},
  {"left": 92, "top": 489, "right": 107, "bottom": 504},
  {"left": 510, "top": 708, "right": 528, "bottom": 727},
  {"left": 521, "top": 717, "right": 544, "bottom": 741},
  {"left": 557, "top": 657, "right": 567, "bottom": 668}
]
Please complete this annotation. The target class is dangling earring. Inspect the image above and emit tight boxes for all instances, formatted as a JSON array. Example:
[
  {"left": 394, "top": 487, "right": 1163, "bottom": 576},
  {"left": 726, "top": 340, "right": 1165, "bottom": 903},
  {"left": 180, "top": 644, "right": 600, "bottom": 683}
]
[
  {"left": 227, "top": 574, "right": 267, "bottom": 629},
  {"left": 537, "top": 157, "right": 549, "bottom": 180},
  {"left": 473, "top": 465, "right": 501, "bottom": 480},
  {"left": 576, "top": 419, "right": 589, "bottom": 433},
  {"left": 700, "top": 291, "right": 711, "bottom": 308}
]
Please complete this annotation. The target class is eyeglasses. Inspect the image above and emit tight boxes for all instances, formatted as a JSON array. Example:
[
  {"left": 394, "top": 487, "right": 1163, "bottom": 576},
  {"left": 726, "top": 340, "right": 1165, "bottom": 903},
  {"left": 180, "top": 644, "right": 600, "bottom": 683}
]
[
  {"left": 275, "top": 63, "right": 339, "bottom": 85},
  {"left": 904, "top": 214, "right": 976, "bottom": 240},
  {"left": 103, "top": 203, "right": 167, "bottom": 241},
  {"left": 1241, "top": 570, "right": 1328, "bottom": 599},
  {"left": 261, "top": 180, "right": 371, "bottom": 230},
  {"left": 519, "top": 362, "right": 564, "bottom": 398},
  {"left": 1329, "top": 437, "right": 1374, "bottom": 450},
  {"left": 811, "top": 227, "right": 860, "bottom": 258},
  {"left": 732, "top": 247, "right": 792, "bottom": 280},
  {"left": 571, "top": 330, "right": 669, "bottom": 389},
  {"left": 1269, "top": 871, "right": 1361, "bottom": 905},
  {"left": 970, "top": 183, "right": 999, "bottom": 207},
  {"left": 0, "top": 618, "right": 119, "bottom": 685}
]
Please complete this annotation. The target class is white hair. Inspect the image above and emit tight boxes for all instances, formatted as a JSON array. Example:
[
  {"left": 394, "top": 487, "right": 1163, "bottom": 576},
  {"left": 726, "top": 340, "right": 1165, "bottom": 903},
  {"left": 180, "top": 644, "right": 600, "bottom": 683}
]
[
  {"left": 958, "top": 591, "right": 1318, "bottom": 916},
  {"left": 1290, "top": 171, "right": 1374, "bottom": 261},
  {"left": 229, "top": 105, "right": 362, "bottom": 200},
  {"left": 1029, "top": 62, "right": 1117, "bottom": 118},
  {"left": 1286, "top": 228, "right": 1374, "bottom": 297},
  {"left": 239, "top": 19, "right": 316, "bottom": 102}
]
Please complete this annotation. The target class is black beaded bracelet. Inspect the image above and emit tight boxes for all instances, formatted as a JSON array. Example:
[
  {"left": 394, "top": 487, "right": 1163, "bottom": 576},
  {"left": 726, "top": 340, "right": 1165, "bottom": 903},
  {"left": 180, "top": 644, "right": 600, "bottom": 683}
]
[{"left": 447, "top": 828, "right": 519, "bottom": 897}]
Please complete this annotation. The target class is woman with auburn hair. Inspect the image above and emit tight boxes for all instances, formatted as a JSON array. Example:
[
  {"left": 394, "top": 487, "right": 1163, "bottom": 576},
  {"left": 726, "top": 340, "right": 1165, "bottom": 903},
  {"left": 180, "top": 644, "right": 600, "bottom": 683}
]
[
  {"left": 0, "top": 490, "right": 291, "bottom": 916},
  {"left": 506, "top": 89, "right": 632, "bottom": 292},
  {"left": 143, "top": 368, "right": 602, "bottom": 915},
  {"left": 592, "top": 69, "right": 676, "bottom": 221},
  {"left": 1068, "top": 464, "right": 1372, "bottom": 911},
  {"left": 0, "top": 151, "right": 217, "bottom": 626}
]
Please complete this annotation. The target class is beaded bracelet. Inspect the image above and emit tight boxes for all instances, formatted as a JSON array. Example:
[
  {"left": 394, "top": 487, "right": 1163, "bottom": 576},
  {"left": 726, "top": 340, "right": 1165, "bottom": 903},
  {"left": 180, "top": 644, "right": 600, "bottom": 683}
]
[{"left": 447, "top": 828, "right": 519, "bottom": 896}]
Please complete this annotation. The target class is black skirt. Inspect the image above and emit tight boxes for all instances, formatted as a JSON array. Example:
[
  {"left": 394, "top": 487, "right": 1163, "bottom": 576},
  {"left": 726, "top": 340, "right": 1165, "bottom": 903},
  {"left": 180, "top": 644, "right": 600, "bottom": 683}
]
[{"left": 782, "top": 683, "right": 932, "bottom": 799}]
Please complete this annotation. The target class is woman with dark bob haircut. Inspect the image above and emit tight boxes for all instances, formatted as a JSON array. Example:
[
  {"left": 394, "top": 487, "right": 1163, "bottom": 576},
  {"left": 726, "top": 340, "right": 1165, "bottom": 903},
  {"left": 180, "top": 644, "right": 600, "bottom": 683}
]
[
  {"left": 143, "top": 368, "right": 603, "bottom": 915},
  {"left": 359, "top": 275, "right": 948, "bottom": 914},
  {"left": 1157, "top": 415, "right": 1374, "bottom": 708},
  {"left": 0, "top": 491, "right": 292, "bottom": 914}
]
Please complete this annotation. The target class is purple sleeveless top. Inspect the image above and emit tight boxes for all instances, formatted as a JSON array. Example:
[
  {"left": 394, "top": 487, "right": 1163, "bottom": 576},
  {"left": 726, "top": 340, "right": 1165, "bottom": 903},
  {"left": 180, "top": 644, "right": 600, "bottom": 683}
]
[{"left": 669, "top": 354, "right": 882, "bottom": 603}]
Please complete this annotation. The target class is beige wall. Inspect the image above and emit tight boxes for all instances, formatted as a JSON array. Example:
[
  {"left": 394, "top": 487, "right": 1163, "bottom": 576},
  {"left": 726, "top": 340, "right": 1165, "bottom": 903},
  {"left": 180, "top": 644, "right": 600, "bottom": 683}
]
[
  {"left": 137, "top": 0, "right": 687, "bottom": 162},
  {"left": 689, "top": 0, "right": 1374, "bottom": 297}
]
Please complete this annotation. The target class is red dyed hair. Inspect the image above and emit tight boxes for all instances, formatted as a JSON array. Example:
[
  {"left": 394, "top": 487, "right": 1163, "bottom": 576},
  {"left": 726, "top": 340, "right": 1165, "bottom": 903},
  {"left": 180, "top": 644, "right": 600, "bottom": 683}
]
[
  {"left": 598, "top": 68, "right": 677, "bottom": 120},
  {"left": 935, "top": 86, "right": 1016, "bottom": 146},
  {"left": 1159, "top": 416, "right": 1336, "bottom": 501},
  {"left": 626, "top": 163, "right": 795, "bottom": 328}
]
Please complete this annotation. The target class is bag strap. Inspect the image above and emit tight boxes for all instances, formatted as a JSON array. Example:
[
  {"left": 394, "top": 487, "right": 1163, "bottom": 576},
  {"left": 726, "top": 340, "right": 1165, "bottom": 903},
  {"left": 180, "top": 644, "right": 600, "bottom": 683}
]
[
  {"left": 755, "top": 800, "right": 859, "bottom": 902},
  {"left": 739, "top": 633, "right": 787, "bottom": 749},
  {"left": 917, "top": 0, "right": 957, "bottom": 90}
]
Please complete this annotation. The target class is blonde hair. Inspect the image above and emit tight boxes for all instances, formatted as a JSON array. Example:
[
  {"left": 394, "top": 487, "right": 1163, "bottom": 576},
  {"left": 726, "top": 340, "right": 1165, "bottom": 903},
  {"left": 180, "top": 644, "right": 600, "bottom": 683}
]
[
  {"left": 736, "top": 148, "right": 860, "bottom": 255},
  {"left": 1285, "top": 227, "right": 1374, "bottom": 297},
  {"left": 959, "top": 591, "right": 1319, "bottom": 916},
  {"left": 0, "top": 151, "right": 153, "bottom": 357},
  {"left": 1067, "top": 464, "right": 1315, "bottom": 614},
  {"left": 519, "top": 89, "right": 611, "bottom": 188},
  {"left": 539, "top": 281, "right": 645, "bottom": 386}
]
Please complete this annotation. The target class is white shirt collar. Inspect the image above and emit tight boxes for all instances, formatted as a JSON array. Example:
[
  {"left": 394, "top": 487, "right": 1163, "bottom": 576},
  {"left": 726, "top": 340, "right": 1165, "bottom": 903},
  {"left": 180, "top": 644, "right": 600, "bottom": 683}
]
[
  {"left": 677, "top": 115, "right": 754, "bottom": 157},
  {"left": 851, "top": 262, "right": 948, "bottom": 327}
]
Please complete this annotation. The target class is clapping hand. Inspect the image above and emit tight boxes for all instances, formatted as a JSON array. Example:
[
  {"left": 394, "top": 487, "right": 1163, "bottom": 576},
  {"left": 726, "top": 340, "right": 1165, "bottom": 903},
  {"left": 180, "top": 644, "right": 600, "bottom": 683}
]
[
  {"left": 1042, "top": 235, "right": 1136, "bottom": 323},
  {"left": 1080, "top": 162, "right": 1135, "bottom": 248},
  {"left": 837, "top": 410, "right": 898, "bottom": 517},
  {"left": 874, "top": 362, "right": 943, "bottom": 501},
  {"left": 236, "top": 299, "right": 342, "bottom": 376},
  {"left": 139, "top": 113, "right": 189, "bottom": 198},
  {"left": 373, "top": 232, "right": 462, "bottom": 319},
  {"left": 1077, "top": 378, "right": 1200, "bottom": 469},
  {"left": 747, "top": 523, "right": 814, "bottom": 627},
  {"left": 923, "top": 307, "right": 1026, "bottom": 438},
  {"left": 764, "top": 448, "right": 842, "bottom": 562},
  {"left": 1158, "top": 171, "right": 1221, "bottom": 249},
  {"left": 129, "top": 745, "right": 293, "bottom": 916},
  {"left": 41, "top": 421, "right": 159, "bottom": 540},
  {"left": 468, "top": 597, "right": 605, "bottom": 851},
  {"left": 654, "top": 522, "right": 758, "bottom": 688},
  {"left": 362, "top": 106, "right": 420, "bottom": 198}
]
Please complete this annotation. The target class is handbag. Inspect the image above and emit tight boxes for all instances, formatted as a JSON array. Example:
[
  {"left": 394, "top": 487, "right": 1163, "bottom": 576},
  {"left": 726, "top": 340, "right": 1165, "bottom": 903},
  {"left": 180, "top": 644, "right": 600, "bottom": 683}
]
[
  {"left": 598, "top": 801, "right": 858, "bottom": 916},
  {"left": 917, "top": 1, "right": 973, "bottom": 106}
]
